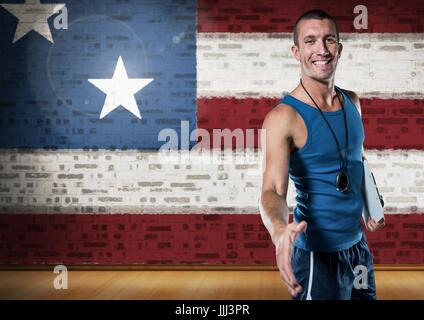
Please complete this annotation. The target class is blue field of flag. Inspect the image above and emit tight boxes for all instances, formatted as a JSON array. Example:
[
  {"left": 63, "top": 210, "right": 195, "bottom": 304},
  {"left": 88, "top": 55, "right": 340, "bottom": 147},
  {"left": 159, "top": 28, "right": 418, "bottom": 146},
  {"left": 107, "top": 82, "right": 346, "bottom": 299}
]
[{"left": 0, "top": 0, "right": 197, "bottom": 149}]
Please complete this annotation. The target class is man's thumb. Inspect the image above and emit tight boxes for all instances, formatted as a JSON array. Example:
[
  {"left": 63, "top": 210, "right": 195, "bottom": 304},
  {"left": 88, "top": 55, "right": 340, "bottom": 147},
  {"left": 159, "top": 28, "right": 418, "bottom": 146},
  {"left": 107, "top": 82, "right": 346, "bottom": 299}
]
[{"left": 296, "top": 221, "right": 307, "bottom": 233}]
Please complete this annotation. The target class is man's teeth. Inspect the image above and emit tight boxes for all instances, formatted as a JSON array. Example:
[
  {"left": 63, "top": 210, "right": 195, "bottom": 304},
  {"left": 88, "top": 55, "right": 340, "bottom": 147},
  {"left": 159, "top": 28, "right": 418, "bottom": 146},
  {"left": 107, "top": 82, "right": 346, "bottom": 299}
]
[{"left": 313, "top": 60, "right": 330, "bottom": 65}]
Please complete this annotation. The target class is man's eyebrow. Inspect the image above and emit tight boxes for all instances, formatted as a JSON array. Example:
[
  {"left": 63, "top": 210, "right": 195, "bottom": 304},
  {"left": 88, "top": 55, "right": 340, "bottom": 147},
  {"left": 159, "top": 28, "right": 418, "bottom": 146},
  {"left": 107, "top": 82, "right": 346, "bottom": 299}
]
[{"left": 303, "top": 33, "right": 337, "bottom": 41}]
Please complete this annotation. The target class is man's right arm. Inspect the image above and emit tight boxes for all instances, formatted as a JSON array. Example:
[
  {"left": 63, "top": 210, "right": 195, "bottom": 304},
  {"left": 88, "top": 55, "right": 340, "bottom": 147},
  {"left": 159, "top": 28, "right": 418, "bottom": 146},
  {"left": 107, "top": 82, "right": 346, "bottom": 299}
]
[
  {"left": 259, "top": 104, "right": 307, "bottom": 298},
  {"left": 259, "top": 105, "right": 292, "bottom": 244}
]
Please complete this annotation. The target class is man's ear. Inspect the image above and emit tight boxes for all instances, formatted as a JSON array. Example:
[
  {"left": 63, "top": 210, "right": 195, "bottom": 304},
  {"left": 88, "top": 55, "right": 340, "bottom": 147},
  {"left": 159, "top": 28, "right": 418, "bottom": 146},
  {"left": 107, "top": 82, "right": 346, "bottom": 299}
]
[
  {"left": 337, "top": 42, "right": 343, "bottom": 58},
  {"left": 291, "top": 44, "right": 300, "bottom": 61}
]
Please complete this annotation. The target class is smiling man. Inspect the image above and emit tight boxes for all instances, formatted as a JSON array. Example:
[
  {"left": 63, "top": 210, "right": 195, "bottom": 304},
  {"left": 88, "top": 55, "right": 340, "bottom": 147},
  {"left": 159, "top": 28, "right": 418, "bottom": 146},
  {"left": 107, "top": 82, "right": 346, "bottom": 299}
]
[{"left": 259, "top": 9, "right": 385, "bottom": 300}]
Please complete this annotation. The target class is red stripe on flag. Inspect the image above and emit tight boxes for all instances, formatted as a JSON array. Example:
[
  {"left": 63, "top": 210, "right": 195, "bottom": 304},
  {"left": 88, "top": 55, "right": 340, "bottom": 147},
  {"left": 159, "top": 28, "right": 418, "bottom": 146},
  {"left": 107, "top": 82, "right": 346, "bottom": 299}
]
[
  {"left": 198, "top": 0, "right": 424, "bottom": 33},
  {"left": 197, "top": 97, "right": 424, "bottom": 150},
  {"left": 0, "top": 213, "right": 423, "bottom": 264}
]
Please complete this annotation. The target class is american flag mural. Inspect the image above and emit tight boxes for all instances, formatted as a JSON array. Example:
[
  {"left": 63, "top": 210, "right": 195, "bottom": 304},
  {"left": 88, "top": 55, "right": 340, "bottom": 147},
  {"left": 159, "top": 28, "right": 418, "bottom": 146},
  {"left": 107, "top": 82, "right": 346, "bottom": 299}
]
[{"left": 0, "top": 0, "right": 423, "bottom": 265}]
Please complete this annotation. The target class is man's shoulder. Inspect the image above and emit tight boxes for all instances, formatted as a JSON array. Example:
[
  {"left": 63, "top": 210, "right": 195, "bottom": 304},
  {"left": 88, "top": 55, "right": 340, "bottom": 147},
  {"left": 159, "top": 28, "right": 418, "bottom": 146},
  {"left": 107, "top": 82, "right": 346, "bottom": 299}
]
[
  {"left": 263, "top": 102, "right": 298, "bottom": 126},
  {"left": 340, "top": 88, "right": 362, "bottom": 115},
  {"left": 342, "top": 88, "right": 359, "bottom": 102},
  {"left": 262, "top": 102, "right": 298, "bottom": 136}
]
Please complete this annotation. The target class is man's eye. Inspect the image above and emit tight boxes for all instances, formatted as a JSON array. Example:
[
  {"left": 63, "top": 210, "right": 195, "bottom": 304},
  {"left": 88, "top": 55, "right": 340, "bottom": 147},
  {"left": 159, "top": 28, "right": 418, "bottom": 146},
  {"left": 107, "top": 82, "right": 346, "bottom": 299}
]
[
  {"left": 326, "top": 38, "right": 336, "bottom": 43},
  {"left": 306, "top": 40, "right": 314, "bottom": 44}
]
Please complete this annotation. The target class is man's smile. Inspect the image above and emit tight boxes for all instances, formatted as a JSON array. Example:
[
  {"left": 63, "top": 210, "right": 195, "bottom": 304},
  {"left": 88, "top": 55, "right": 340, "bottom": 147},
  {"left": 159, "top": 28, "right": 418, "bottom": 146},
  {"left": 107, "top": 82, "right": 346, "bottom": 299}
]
[{"left": 311, "top": 58, "right": 334, "bottom": 71}]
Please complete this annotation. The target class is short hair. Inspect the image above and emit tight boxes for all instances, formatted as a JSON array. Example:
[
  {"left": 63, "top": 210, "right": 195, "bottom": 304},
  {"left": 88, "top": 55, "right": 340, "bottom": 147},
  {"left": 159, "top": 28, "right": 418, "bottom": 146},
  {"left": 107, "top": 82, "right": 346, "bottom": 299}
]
[{"left": 293, "top": 9, "right": 340, "bottom": 46}]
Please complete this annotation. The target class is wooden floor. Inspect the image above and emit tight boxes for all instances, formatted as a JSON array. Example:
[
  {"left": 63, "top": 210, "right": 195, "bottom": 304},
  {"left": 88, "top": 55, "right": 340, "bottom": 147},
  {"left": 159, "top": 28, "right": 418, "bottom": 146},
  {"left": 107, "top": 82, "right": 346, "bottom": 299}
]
[{"left": 0, "top": 270, "right": 423, "bottom": 300}]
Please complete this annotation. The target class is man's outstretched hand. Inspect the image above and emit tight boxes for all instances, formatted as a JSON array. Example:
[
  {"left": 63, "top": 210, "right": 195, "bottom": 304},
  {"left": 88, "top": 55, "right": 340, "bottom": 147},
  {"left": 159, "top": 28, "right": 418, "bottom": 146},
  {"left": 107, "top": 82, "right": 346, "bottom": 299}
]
[{"left": 274, "top": 221, "right": 307, "bottom": 298}]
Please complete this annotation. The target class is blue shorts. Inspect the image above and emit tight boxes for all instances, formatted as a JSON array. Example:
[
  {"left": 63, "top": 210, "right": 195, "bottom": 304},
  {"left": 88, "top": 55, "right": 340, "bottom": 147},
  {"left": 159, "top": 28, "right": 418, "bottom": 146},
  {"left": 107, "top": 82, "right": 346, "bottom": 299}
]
[{"left": 291, "top": 235, "right": 376, "bottom": 300}]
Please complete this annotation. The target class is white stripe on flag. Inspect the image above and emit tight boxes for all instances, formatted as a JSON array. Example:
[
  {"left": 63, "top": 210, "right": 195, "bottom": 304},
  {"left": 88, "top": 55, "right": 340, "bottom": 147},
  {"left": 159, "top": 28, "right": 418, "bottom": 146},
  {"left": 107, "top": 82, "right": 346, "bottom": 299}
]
[
  {"left": 0, "top": 149, "right": 422, "bottom": 214},
  {"left": 197, "top": 33, "right": 424, "bottom": 99}
]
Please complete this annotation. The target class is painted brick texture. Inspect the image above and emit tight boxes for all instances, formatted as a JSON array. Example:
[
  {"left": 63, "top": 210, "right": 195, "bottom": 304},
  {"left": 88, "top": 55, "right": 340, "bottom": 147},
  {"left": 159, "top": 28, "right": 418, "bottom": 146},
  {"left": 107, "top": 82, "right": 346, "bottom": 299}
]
[{"left": 0, "top": 213, "right": 423, "bottom": 264}]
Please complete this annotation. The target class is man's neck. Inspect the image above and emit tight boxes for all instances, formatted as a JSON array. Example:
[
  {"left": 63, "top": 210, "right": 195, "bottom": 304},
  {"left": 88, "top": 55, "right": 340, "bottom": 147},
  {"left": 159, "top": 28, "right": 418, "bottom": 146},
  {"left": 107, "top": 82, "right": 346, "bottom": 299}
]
[{"left": 299, "top": 76, "right": 339, "bottom": 108}]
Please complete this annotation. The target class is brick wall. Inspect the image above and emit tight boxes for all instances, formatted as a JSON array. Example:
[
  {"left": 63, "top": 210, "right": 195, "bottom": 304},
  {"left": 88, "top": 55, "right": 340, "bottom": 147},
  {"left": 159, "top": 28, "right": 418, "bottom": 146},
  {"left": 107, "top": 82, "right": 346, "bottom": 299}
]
[
  {"left": 198, "top": 0, "right": 424, "bottom": 33},
  {"left": 0, "top": 213, "right": 423, "bottom": 264},
  {"left": 0, "top": 0, "right": 423, "bottom": 265}
]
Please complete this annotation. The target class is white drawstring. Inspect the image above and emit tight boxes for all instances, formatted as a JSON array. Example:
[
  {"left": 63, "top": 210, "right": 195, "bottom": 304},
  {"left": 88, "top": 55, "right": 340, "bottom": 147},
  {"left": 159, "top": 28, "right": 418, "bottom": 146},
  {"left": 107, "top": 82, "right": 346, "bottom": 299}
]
[{"left": 306, "top": 251, "right": 314, "bottom": 300}]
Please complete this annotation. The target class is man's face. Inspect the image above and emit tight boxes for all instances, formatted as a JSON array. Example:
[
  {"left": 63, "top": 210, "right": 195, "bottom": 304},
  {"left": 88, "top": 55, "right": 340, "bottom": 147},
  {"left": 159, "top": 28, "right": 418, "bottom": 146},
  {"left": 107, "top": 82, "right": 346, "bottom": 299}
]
[{"left": 292, "top": 18, "right": 342, "bottom": 81}]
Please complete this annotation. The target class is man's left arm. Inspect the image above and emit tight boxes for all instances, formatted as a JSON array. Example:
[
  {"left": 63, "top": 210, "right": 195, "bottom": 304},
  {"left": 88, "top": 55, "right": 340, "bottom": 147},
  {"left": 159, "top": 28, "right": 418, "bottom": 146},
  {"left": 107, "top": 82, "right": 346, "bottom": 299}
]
[
  {"left": 345, "top": 90, "right": 385, "bottom": 232},
  {"left": 345, "top": 90, "right": 366, "bottom": 160}
]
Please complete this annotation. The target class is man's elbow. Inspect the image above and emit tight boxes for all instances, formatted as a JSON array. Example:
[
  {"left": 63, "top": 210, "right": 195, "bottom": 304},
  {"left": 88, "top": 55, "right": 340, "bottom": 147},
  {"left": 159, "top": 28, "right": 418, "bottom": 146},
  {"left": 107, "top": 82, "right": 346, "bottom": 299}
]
[{"left": 259, "top": 188, "right": 287, "bottom": 212}]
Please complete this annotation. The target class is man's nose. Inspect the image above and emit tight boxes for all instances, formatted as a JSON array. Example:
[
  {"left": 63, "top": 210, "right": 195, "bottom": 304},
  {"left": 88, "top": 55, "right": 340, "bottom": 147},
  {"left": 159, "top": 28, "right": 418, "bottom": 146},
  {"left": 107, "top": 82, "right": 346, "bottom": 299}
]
[{"left": 315, "top": 40, "right": 330, "bottom": 55}]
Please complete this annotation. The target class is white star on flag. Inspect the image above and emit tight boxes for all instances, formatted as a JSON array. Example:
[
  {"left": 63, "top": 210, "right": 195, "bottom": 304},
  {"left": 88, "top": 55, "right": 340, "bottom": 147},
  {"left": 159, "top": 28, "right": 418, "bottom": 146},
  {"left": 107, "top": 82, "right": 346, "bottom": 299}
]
[
  {"left": 88, "top": 56, "right": 154, "bottom": 119},
  {"left": 0, "top": 0, "right": 65, "bottom": 43}
]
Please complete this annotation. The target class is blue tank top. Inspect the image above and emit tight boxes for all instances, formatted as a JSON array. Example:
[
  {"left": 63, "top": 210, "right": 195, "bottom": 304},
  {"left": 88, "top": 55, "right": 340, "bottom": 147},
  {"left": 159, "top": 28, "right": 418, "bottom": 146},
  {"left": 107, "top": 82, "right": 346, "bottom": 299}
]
[{"left": 280, "top": 86, "right": 364, "bottom": 252}]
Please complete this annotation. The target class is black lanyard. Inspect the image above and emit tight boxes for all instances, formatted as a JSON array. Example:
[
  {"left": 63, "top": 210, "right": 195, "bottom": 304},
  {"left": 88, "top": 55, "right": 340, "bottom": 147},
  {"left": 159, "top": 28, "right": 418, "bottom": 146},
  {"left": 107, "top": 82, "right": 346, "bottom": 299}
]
[{"left": 300, "top": 79, "right": 349, "bottom": 172}]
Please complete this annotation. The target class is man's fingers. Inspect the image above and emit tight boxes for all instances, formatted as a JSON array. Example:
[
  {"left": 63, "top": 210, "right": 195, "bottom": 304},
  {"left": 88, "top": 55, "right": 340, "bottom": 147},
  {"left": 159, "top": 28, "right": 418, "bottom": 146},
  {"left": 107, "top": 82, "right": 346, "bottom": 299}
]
[
  {"left": 281, "top": 241, "right": 301, "bottom": 291},
  {"left": 283, "top": 260, "right": 301, "bottom": 291},
  {"left": 284, "top": 222, "right": 306, "bottom": 288},
  {"left": 367, "top": 218, "right": 378, "bottom": 231},
  {"left": 281, "top": 269, "right": 302, "bottom": 297},
  {"left": 289, "top": 221, "right": 307, "bottom": 243},
  {"left": 279, "top": 268, "right": 294, "bottom": 290},
  {"left": 368, "top": 217, "right": 385, "bottom": 231},
  {"left": 277, "top": 239, "right": 298, "bottom": 292},
  {"left": 280, "top": 263, "right": 302, "bottom": 297},
  {"left": 296, "top": 221, "right": 308, "bottom": 233},
  {"left": 275, "top": 222, "right": 307, "bottom": 297},
  {"left": 278, "top": 241, "right": 295, "bottom": 287}
]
